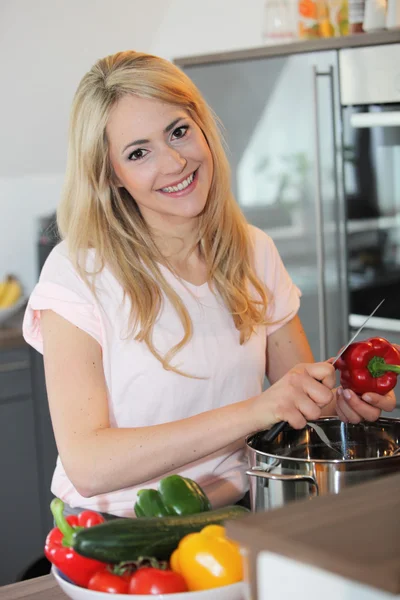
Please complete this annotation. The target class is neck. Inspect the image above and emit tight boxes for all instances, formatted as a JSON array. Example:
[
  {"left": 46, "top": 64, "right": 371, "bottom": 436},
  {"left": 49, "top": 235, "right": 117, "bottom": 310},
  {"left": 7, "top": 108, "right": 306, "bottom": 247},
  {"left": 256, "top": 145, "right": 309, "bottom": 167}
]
[{"left": 151, "top": 220, "right": 201, "bottom": 266}]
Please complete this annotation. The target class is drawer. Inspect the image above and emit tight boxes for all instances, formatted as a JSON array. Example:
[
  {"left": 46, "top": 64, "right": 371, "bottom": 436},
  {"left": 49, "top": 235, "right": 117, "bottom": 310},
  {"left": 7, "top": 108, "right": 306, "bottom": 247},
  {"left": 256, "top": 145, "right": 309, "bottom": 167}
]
[
  {"left": 0, "top": 369, "right": 31, "bottom": 400},
  {"left": 0, "top": 347, "right": 30, "bottom": 365}
]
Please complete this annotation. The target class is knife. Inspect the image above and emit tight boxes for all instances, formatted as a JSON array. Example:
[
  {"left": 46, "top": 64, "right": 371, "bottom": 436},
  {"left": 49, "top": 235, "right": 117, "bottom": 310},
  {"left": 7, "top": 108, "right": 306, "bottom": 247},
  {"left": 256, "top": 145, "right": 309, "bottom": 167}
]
[
  {"left": 262, "top": 298, "right": 386, "bottom": 444},
  {"left": 331, "top": 298, "right": 385, "bottom": 366}
]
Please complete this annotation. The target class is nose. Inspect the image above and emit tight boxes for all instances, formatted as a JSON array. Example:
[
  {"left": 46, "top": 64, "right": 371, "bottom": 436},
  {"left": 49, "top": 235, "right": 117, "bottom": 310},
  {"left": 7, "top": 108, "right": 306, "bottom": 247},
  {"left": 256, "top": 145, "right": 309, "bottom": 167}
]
[{"left": 158, "top": 146, "right": 187, "bottom": 175}]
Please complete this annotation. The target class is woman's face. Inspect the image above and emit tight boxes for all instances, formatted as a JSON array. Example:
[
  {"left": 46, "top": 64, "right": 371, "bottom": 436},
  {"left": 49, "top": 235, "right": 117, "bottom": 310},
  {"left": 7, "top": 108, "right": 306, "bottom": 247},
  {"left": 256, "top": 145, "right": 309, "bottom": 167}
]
[{"left": 107, "top": 95, "right": 214, "bottom": 229}]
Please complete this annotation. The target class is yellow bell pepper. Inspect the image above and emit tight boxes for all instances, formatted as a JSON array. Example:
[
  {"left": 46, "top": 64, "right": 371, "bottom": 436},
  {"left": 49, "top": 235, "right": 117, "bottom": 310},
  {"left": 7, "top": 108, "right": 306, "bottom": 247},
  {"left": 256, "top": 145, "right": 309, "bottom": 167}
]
[{"left": 170, "top": 524, "right": 243, "bottom": 591}]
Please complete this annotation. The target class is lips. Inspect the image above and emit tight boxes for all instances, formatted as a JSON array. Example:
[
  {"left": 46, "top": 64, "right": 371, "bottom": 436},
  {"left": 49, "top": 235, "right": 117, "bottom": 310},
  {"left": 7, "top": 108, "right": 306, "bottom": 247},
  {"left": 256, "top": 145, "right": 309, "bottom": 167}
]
[
  {"left": 157, "top": 168, "right": 199, "bottom": 196},
  {"left": 159, "top": 170, "right": 196, "bottom": 191}
]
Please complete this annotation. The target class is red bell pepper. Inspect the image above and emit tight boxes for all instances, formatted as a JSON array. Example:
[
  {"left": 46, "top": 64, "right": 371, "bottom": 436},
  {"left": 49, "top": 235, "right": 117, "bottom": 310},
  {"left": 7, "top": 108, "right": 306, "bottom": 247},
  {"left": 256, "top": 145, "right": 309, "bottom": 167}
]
[
  {"left": 45, "top": 498, "right": 106, "bottom": 588},
  {"left": 335, "top": 337, "right": 400, "bottom": 395}
]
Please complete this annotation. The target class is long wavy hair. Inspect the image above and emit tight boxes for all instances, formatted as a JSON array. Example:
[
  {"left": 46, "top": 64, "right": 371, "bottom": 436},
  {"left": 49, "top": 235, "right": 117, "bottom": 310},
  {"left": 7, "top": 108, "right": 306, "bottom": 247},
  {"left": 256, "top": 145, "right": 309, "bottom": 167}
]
[{"left": 57, "top": 50, "right": 269, "bottom": 375}]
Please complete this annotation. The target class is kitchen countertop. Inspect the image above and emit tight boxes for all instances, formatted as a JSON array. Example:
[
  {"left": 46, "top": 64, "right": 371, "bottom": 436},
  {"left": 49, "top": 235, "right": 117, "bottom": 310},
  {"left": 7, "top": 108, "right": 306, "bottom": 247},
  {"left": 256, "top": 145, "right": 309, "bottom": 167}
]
[
  {"left": 174, "top": 30, "right": 400, "bottom": 66},
  {"left": 0, "top": 575, "right": 66, "bottom": 600}
]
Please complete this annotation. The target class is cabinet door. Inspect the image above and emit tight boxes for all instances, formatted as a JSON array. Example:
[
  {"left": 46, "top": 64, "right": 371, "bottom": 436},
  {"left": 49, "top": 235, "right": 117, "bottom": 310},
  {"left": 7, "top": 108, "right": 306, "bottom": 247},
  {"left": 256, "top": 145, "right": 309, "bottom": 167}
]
[
  {"left": 184, "top": 51, "right": 347, "bottom": 362},
  {"left": 29, "top": 347, "right": 58, "bottom": 536},
  {"left": 0, "top": 358, "right": 43, "bottom": 585}
]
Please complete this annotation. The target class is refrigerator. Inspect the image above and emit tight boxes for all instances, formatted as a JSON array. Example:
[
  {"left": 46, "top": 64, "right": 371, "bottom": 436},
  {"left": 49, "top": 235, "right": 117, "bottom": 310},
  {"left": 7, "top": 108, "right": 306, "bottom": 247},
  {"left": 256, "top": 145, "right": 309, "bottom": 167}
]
[{"left": 179, "top": 43, "right": 400, "bottom": 409}]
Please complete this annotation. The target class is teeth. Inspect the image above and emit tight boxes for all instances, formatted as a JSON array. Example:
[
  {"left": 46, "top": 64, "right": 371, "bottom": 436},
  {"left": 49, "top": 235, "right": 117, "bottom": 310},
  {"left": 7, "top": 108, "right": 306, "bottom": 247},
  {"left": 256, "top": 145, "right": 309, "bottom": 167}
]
[{"left": 161, "top": 171, "right": 194, "bottom": 193}]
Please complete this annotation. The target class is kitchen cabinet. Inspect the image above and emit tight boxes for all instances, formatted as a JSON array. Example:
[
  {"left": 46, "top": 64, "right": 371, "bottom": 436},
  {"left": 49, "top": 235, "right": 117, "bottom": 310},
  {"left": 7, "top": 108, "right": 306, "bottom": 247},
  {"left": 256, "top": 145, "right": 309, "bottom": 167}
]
[
  {"left": 227, "top": 472, "right": 400, "bottom": 600},
  {"left": 0, "top": 307, "right": 58, "bottom": 584},
  {"left": 0, "top": 346, "right": 48, "bottom": 586}
]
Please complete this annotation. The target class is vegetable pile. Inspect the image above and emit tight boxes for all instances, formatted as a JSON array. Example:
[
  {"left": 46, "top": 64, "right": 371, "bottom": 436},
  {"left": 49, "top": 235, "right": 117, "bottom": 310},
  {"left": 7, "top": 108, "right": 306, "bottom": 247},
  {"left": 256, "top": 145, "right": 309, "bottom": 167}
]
[{"left": 46, "top": 474, "right": 248, "bottom": 595}]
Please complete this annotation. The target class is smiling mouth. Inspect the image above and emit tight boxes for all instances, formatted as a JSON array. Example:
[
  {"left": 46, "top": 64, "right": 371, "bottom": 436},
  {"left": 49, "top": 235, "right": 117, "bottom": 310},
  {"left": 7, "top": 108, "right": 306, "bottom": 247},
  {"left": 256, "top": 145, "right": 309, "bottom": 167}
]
[{"left": 159, "top": 169, "right": 198, "bottom": 194}]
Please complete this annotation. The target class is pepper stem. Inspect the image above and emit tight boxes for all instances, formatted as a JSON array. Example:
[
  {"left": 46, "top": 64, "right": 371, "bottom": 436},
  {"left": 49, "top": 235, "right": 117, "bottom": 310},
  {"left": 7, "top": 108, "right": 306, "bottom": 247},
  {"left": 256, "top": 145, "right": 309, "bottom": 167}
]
[
  {"left": 368, "top": 356, "right": 400, "bottom": 378},
  {"left": 50, "top": 498, "right": 82, "bottom": 547}
]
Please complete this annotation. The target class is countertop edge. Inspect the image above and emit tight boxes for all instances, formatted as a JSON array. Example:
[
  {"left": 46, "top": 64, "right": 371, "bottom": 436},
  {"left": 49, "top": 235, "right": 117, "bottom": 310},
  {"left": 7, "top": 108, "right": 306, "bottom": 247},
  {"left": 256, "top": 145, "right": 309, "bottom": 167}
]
[
  {"left": 174, "top": 30, "right": 400, "bottom": 66},
  {"left": 0, "top": 574, "right": 65, "bottom": 600}
]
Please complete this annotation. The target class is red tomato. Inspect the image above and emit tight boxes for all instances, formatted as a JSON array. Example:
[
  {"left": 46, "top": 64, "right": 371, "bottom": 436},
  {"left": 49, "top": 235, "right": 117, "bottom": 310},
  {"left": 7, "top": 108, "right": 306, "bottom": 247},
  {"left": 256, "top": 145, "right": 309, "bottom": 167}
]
[
  {"left": 129, "top": 567, "right": 188, "bottom": 595},
  {"left": 88, "top": 570, "right": 130, "bottom": 594},
  {"left": 77, "top": 510, "right": 105, "bottom": 528}
]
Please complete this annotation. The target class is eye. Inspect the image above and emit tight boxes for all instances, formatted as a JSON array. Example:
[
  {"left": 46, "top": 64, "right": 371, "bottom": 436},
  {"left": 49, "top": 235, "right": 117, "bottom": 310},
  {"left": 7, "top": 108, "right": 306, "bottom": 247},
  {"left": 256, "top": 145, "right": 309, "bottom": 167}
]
[
  {"left": 128, "top": 148, "right": 149, "bottom": 161},
  {"left": 171, "top": 125, "right": 189, "bottom": 140}
]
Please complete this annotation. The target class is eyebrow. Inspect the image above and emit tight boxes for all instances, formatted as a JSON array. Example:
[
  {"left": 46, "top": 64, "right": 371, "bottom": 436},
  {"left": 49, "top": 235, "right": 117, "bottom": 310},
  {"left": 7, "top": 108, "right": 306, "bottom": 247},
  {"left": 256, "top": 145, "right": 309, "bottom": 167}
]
[{"left": 122, "top": 117, "right": 185, "bottom": 153}]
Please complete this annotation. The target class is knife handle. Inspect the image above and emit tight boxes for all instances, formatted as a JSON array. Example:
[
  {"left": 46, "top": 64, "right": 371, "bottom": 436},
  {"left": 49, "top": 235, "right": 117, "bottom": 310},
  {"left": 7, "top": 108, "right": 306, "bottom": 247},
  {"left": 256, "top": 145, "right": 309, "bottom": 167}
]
[{"left": 261, "top": 421, "right": 287, "bottom": 443}]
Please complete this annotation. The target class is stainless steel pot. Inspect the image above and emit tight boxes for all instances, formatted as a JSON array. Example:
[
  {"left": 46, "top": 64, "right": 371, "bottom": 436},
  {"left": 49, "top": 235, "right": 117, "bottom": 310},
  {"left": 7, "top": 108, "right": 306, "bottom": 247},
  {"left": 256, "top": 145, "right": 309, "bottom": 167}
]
[{"left": 246, "top": 417, "right": 400, "bottom": 512}]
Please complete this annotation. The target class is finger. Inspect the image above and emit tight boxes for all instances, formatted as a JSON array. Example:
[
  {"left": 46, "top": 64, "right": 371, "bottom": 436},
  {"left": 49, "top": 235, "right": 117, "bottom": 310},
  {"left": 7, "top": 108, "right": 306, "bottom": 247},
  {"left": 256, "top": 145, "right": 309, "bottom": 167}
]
[
  {"left": 336, "top": 392, "right": 363, "bottom": 424},
  {"left": 335, "top": 396, "right": 349, "bottom": 423},
  {"left": 304, "top": 362, "right": 336, "bottom": 389},
  {"left": 342, "top": 389, "right": 381, "bottom": 422},
  {"left": 337, "top": 389, "right": 363, "bottom": 424},
  {"left": 295, "top": 394, "right": 323, "bottom": 422},
  {"left": 301, "top": 375, "right": 334, "bottom": 408},
  {"left": 326, "top": 356, "right": 338, "bottom": 365},
  {"left": 273, "top": 395, "right": 316, "bottom": 428},
  {"left": 361, "top": 390, "right": 396, "bottom": 412},
  {"left": 284, "top": 409, "right": 307, "bottom": 430}
]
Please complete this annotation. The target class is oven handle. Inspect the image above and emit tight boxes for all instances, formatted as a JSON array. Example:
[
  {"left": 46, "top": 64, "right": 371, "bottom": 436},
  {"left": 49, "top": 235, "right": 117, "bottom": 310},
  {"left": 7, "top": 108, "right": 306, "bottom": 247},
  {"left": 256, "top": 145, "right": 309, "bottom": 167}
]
[
  {"left": 350, "top": 111, "right": 400, "bottom": 128},
  {"left": 313, "top": 65, "right": 348, "bottom": 360},
  {"left": 349, "top": 314, "right": 400, "bottom": 334}
]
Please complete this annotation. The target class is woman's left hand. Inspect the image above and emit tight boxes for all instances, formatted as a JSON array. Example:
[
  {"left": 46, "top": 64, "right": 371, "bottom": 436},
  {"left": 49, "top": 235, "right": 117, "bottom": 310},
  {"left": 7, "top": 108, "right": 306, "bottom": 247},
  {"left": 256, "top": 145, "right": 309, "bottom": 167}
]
[{"left": 335, "top": 387, "right": 396, "bottom": 424}]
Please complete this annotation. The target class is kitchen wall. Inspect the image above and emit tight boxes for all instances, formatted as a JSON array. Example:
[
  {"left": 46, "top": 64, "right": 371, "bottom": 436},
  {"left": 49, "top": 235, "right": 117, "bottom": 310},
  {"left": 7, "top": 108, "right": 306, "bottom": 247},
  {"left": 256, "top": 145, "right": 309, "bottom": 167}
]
[{"left": 0, "top": 0, "right": 266, "bottom": 293}]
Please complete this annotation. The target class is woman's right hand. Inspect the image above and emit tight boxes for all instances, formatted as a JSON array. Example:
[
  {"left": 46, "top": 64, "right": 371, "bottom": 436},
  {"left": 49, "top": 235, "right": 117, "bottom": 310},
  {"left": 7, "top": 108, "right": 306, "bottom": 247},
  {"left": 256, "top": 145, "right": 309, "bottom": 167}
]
[{"left": 251, "top": 361, "right": 336, "bottom": 431}]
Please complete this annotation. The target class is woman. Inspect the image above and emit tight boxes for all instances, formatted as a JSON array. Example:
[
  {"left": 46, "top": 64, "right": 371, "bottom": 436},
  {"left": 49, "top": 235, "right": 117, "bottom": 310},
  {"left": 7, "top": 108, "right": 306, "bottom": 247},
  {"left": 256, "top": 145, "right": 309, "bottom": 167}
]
[{"left": 23, "top": 50, "right": 395, "bottom": 518}]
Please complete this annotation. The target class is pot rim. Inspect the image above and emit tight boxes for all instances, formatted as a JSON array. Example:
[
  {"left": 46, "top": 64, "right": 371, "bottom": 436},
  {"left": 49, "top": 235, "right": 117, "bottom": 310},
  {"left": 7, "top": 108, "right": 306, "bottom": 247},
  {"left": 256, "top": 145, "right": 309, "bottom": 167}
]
[{"left": 245, "top": 416, "right": 400, "bottom": 464}]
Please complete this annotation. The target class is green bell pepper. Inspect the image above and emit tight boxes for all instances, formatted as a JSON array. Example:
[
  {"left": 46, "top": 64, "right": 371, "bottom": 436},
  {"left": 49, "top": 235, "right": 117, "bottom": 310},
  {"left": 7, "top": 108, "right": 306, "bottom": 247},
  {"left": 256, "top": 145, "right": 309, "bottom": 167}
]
[{"left": 134, "top": 474, "right": 212, "bottom": 518}]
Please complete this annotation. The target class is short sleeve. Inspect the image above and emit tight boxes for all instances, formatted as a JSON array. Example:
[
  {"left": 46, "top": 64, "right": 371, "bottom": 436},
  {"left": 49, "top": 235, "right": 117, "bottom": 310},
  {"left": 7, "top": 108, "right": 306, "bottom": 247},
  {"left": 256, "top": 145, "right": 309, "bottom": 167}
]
[
  {"left": 22, "top": 242, "right": 102, "bottom": 354},
  {"left": 250, "top": 226, "right": 302, "bottom": 337}
]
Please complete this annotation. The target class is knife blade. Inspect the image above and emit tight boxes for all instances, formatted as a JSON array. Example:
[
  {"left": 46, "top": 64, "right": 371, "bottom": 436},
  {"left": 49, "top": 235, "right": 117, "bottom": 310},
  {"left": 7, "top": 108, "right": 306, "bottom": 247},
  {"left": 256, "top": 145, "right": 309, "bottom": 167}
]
[
  {"left": 331, "top": 298, "right": 385, "bottom": 366},
  {"left": 262, "top": 298, "right": 385, "bottom": 445}
]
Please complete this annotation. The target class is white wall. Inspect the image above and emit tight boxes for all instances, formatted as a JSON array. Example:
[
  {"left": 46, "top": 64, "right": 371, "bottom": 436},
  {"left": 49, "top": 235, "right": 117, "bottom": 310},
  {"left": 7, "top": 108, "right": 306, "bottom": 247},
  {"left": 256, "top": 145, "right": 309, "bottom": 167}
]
[{"left": 0, "top": 0, "right": 266, "bottom": 293}]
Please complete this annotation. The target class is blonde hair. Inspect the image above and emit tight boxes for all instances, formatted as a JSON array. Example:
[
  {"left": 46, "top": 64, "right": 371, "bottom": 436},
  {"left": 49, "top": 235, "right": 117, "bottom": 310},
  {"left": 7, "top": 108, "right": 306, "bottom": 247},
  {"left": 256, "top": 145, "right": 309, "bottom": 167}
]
[{"left": 58, "top": 50, "right": 269, "bottom": 375}]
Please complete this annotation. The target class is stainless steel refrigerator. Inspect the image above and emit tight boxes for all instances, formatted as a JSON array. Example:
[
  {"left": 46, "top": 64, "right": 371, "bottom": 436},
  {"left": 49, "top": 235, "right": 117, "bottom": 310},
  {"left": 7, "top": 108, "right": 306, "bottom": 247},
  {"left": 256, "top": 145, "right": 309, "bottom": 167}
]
[{"left": 178, "top": 42, "right": 400, "bottom": 408}]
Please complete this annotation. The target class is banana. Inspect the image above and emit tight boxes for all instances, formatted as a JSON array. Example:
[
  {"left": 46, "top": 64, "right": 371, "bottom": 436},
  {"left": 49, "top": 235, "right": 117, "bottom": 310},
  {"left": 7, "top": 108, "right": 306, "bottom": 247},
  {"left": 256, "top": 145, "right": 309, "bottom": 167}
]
[
  {"left": 0, "top": 276, "right": 23, "bottom": 309},
  {"left": 0, "top": 280, "right": 8, "bottom": 305}
]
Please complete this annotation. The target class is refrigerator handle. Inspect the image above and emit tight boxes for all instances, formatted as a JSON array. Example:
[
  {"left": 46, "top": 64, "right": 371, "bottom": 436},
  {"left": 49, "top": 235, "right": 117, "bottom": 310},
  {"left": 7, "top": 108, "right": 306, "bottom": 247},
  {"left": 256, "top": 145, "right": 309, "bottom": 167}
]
[
  {"left": 312, "top": 66, "right": 328, "bottom": 361},
  {"left": 312, "top": 65, "right": 348, "bottom": 361}
]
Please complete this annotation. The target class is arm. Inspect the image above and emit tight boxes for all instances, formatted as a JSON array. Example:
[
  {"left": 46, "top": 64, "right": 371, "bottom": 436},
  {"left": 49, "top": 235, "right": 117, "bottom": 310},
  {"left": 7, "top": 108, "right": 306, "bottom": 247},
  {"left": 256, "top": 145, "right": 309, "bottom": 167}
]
[
  {"left": 265, "top": 315, "right": 338, "bottom": 417},
  {"left": 266, "top": 314, "right": 315, "bottom": 383},
  {"left": 42, "top": 310, "right": 335, "bottom": 497},
  {"left": 42, "top": 309, "right": 260, "bottom": 497}
]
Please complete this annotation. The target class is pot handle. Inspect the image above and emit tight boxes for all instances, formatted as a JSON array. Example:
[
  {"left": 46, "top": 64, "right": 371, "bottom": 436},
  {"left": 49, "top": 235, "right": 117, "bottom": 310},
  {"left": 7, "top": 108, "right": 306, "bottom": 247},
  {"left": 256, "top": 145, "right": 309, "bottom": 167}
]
[{"left": 246, "top": 468, "right": 319, "bottom": 497}]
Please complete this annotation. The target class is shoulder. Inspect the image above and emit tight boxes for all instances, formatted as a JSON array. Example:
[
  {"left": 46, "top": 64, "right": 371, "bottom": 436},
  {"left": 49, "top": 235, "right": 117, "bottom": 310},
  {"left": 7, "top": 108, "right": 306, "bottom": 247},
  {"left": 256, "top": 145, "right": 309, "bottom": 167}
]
[
  {"left": 40, "top": 241, "right": 96, "bottom": 283},
  {"left": 40, "top": 240, "right": 73, "bottom": 277},
  {"left": 38, "top": 241, "right": 99, "bottom": 303},
  {"left": 247, "top": 225, "right": 280, "bottom": 264}
]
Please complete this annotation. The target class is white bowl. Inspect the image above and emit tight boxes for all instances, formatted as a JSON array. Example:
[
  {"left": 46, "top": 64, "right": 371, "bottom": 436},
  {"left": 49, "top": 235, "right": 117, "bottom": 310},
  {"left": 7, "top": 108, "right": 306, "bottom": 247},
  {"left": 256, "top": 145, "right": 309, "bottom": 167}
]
[{"left": 52, "top": 567, "right": 246, "bottom": 600}]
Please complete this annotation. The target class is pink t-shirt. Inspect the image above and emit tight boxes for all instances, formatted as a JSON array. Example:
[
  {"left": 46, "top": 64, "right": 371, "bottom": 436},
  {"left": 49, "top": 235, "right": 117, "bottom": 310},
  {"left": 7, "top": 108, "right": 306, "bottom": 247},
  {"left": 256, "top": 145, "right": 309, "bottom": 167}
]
[{"left": 23, "top": 225, "right": 301, "bottom": 516}]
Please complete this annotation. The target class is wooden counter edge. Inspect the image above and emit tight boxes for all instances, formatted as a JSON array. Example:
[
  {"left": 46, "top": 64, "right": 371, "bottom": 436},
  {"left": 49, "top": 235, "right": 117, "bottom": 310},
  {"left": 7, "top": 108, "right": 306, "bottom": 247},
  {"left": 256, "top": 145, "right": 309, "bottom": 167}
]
[{"left": 0, "top": 574, "right": 66, "bottom": 600}]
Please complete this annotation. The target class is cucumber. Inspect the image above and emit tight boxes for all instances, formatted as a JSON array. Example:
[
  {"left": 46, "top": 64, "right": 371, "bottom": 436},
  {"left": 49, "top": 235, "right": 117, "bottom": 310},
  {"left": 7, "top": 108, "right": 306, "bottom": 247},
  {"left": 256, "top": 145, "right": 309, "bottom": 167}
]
[{"left": 72, "top": 505, "right": 249, "bottom": 563}]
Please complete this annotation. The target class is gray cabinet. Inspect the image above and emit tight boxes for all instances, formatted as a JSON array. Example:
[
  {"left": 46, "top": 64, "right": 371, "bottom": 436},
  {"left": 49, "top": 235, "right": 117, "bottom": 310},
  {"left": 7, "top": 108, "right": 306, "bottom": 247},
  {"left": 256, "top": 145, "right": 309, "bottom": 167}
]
[{"left": 0, "top": 347, "right": 45, "bottom": 586}]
